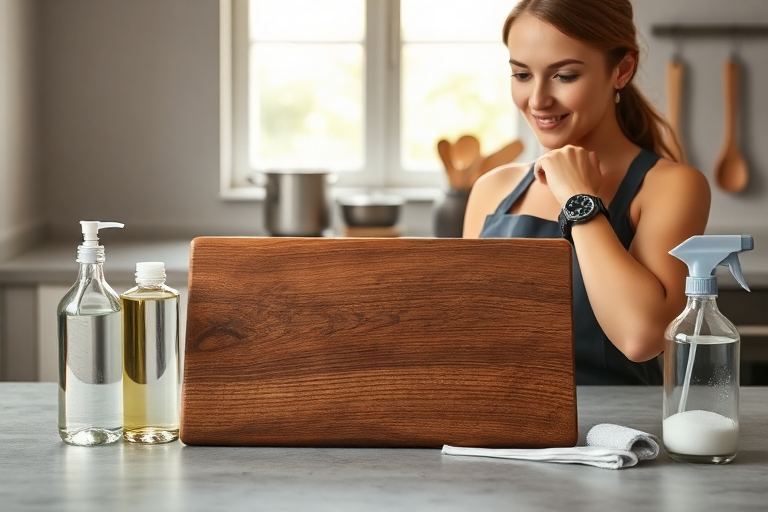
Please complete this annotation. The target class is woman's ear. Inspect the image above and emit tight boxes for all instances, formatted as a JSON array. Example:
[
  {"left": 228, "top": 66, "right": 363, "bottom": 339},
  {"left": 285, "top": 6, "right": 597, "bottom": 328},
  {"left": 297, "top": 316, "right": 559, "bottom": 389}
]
[{"left": 614, "top": 52, "right": 637, "bottom": 90}]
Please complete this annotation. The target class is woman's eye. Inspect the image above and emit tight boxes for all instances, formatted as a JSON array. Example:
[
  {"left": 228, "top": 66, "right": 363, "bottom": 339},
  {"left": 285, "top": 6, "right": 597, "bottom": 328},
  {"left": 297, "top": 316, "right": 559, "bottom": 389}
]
[
  {"left": 511, "top": 72, "right": 531, "bottom": 81},
  {"left": 555, "top": 73, "right": 578, "bottom": 83}
]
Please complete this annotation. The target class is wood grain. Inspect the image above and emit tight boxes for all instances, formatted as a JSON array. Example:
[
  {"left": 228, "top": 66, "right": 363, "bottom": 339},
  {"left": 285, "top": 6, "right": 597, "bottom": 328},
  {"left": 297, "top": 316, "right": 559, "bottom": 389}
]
[{"left": 181, "top": 237, "right": 576, "bottom": 448}]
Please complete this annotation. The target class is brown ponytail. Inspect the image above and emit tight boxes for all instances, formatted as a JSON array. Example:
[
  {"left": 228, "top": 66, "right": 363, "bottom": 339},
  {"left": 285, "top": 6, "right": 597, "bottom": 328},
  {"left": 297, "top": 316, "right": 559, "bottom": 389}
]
[{"left": 502, "top": 0, "right": 685, "bottom": 163}]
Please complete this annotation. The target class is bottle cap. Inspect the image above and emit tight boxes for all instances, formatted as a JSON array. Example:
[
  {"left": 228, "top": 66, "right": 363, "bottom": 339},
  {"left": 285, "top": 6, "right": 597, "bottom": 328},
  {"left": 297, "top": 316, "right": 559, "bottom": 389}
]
[{"left": 135, "top": 262, "right": 166, "bottom": 284}]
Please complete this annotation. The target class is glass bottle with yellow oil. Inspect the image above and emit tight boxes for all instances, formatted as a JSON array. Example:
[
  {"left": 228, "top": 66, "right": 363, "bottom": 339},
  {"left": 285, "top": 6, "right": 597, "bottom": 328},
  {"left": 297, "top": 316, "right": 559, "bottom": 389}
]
[{"left": 121, "top": 262, "right": 180, "bottom": 443}]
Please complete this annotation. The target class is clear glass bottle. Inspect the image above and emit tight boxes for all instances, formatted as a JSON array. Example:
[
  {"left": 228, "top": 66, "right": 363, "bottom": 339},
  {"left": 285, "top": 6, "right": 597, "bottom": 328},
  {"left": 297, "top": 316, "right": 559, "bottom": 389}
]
[
  {"left": 663, "top": 295, "right": 740, "bottom": 464},
  {"left": 663, "top": 234, "right": 752, "bottom": 464},
  {"left": 121, "top": 262, "right": 180, "bottom": 443},
  {"left": 58, "top": 221, "right": 124, "bottom": 446}
]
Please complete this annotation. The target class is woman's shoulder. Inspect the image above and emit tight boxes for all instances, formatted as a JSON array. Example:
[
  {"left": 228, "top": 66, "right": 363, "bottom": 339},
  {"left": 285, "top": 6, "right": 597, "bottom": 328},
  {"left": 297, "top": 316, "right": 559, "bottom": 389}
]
[
  {"left": 644, "top": 157, "right": 710, "bottom": 198},
  {"left": 632, "top": 156, "right": 711, "bottom": 234},
  {"left": 462, "top": 162, "right": 532, "bottom": 238},
  {"left": 473, "top": 161, "right": 532, "bottom": 195}
]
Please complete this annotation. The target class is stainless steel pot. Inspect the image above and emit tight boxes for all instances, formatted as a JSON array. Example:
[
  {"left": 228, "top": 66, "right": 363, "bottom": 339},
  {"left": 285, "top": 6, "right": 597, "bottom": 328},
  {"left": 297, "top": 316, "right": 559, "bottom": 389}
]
[{"left": 262, "top": 171, "right": 333, "bottom": 236}]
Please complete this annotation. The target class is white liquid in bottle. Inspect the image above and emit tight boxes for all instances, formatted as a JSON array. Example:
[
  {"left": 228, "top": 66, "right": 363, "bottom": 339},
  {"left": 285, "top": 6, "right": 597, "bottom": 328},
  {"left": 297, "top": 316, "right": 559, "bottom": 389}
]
[{"left": 663, "top": 409, "right": 739, "bottom": 457}]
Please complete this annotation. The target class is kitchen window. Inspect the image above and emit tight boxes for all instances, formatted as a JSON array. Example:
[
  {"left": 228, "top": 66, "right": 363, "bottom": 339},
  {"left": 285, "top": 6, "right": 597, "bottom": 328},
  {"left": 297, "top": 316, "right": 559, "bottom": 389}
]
[{"left": 220, "top": 0, "right": 531, "bottom": 199}]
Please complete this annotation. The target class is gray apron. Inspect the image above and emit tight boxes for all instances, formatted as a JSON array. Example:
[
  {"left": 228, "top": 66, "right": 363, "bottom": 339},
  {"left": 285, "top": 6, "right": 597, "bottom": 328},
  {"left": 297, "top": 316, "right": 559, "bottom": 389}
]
[{"left": 480, "top": 148, "right": 663, "bottom": 385}]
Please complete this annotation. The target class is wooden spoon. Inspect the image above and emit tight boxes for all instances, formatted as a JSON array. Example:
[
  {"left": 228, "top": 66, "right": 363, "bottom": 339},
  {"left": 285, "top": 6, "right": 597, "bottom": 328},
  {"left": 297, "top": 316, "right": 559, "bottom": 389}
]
[
  {"left": 450, "top": 135, "right": 481, "bottom": 189},
  {"left": 713, "top": 60, "right": 749, "bottom": 193},
  {"left": 666, "top": 59, "right": 685, "bottom": 158},
  {"left": 437, "top": 139, "right": 460, "bottom": 189},
  {"left": 472, "top": 140, "right": 525, "bottom": 186}
]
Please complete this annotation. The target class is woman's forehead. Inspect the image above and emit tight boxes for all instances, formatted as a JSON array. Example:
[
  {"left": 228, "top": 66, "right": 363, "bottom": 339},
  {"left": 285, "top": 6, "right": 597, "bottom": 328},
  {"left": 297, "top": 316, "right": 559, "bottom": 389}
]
[{"left": 506, "top": 13, "right": 600, "bottom": 66}]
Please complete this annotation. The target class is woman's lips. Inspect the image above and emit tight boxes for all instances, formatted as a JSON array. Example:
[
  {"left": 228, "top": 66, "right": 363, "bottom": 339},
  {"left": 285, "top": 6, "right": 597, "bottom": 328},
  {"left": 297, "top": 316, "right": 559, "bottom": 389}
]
[{"left": 532, "top": 113, "right": 569, "bottom": 130}]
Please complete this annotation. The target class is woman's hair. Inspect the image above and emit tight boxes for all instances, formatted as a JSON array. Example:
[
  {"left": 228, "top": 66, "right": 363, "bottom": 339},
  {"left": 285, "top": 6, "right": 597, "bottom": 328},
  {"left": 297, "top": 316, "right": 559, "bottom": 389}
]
[{"left": 502, "top": 0, "right": 684, "bottom": 163}]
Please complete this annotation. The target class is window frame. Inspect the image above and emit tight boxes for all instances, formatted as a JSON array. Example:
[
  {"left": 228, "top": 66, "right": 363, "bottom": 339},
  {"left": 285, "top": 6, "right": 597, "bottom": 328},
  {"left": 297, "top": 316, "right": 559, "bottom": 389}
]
[{"left": 219, "top": 0, "right": 536, "bottom": 201}]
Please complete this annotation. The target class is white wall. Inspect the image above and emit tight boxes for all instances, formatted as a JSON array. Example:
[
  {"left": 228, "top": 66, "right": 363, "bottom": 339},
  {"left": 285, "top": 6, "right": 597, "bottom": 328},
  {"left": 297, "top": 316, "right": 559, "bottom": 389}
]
[
  {"left": 39, "top": 0, "right": 262, "bottom": 239},
  {"left": 0, "top": 0, "right": 45, "bottom": 260},
  {"left": 31, "top": 0, "right": 768, "bottom": 240}
]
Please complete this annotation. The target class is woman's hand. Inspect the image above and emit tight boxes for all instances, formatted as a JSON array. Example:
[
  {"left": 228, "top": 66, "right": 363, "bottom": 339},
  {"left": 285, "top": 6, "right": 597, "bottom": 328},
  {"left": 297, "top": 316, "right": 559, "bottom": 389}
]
[{"left": 534, "top": 145, "right": 603, "bottom": 206}]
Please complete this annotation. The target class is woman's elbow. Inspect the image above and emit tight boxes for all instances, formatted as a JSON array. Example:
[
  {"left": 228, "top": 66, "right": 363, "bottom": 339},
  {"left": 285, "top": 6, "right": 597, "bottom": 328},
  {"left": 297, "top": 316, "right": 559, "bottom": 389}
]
[{"left": 614, "top": 329, "right": 665, "bottom": 363}]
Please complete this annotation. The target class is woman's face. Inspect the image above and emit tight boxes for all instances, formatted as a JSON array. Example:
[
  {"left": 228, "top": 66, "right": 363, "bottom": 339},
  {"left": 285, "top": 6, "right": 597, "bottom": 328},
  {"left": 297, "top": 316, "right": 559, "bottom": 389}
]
[{"left": 506, "top": 13, "right": 616, "bottom": 150}]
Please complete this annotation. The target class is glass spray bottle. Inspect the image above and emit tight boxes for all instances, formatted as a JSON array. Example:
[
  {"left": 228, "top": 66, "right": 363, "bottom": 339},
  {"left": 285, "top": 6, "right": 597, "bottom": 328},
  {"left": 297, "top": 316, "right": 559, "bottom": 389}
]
[
  {"left": 663, "top": 235, "right": 753, "bottom": 464},
  {"left": 58, "top": 221, "right": 125, "bottom": 446},
  {"left": 121, "top": 262, "right": 180, "bottom": 443}
]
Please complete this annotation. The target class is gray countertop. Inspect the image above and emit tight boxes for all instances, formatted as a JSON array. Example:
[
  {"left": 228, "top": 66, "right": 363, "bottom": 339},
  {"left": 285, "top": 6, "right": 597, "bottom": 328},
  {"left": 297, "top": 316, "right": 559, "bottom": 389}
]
[
  {"left": 0, "top": 239, "right": 193, "bottom": 285},
  {"left": 1, "top": 383, "right": 767, "bottom": 511},
  {"left": 2, "top": 236, "right": 768, "bottom": 288}
]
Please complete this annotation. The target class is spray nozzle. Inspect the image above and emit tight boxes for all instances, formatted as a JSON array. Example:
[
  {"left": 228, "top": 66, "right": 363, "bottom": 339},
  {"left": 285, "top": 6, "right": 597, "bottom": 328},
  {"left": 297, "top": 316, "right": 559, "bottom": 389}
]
[
  {"left": 80, "top": 221, "right": 124, "bottom": 247},
  {"left": 669, "top": 235, "right": 753, "bottom": 294}
]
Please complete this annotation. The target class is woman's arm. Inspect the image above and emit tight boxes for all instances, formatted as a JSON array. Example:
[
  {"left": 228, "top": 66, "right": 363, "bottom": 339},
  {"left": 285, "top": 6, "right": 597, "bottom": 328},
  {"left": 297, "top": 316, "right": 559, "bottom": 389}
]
[{"left": 571, "top": 160, "right": 710, "bottom": 362}]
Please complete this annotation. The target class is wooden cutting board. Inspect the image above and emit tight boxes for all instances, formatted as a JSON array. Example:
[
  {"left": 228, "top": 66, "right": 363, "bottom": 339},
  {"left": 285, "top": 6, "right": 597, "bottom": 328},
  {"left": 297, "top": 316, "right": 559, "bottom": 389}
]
[{"left": 181, "top": 237, "right": 576, "bottom": 448}]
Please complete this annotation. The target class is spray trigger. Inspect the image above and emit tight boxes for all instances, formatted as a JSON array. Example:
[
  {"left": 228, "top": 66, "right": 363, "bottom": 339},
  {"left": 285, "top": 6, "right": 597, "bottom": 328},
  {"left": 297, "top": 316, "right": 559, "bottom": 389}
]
[{"left": 718, "top": 253, "right": 750, "bottom": 292}]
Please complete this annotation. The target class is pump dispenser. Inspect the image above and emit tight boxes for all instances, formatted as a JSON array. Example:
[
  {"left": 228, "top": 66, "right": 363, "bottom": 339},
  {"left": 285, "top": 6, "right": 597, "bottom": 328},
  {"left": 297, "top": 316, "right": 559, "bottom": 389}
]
[
  {"left": 663, "top": 235, "right": 753, "bottom": 464},
  {"left": 57, "top": 221, "right": 125, "bottom": 446}
]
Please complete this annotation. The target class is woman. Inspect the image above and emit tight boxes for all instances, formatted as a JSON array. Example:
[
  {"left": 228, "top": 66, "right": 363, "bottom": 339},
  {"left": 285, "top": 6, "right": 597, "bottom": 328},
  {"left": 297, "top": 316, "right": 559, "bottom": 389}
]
[{"left": 463, "top": 0, "right": 710, "bottom": 384}]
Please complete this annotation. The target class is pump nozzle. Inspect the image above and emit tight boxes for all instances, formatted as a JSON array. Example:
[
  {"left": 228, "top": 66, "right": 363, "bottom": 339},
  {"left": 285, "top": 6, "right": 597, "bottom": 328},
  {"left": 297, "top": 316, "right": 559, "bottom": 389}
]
[
  {"left": 80, "top": 221, "right": 124, "bottom": 247},
  {"left": 669, "top": 235, "right": 753, "bottom": 295}
]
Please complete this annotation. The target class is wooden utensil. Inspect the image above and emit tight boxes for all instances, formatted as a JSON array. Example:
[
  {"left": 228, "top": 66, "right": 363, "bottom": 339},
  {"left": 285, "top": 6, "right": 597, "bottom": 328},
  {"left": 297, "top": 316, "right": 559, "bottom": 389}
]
[
  {"left": 437, "top": 139, "right": 460, "bottom": 189},
  {"left": 471, "top": 139, "right": 525, "bottom": 186},
  {"left": 450, "top": 135, "right": 481, "bottom": 189},
  {"left": 713, "top": 60, "right": 749, "bottom": 193},
  {"left": 666, "top": 59, "right": 684, "bottom": 156}
]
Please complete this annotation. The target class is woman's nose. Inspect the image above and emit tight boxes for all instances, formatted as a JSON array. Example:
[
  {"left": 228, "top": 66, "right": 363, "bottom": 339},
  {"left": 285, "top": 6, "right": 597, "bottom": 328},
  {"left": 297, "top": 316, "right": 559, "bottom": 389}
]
[{"left": 529, "top": 80, "right": 553, "bottom": 110}]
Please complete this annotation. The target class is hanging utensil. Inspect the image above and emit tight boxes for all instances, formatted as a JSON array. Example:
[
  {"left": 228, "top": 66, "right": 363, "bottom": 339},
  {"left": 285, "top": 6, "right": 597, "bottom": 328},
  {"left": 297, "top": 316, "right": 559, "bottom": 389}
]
[
  {"left": 666, "top": 58, "right": 685, "bottom": 160},
  {"left": 450, "top": 135, "right": 481, "bottom": 189},
  {"left": 713, "top": 59, "right": 749, "bottom": 193}
]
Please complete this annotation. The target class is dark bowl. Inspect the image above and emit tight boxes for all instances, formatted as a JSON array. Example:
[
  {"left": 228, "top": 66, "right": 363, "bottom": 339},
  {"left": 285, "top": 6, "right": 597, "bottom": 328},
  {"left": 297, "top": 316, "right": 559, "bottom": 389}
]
[{"left": 337, "top": 194, "right": 404, "bottom": 227}]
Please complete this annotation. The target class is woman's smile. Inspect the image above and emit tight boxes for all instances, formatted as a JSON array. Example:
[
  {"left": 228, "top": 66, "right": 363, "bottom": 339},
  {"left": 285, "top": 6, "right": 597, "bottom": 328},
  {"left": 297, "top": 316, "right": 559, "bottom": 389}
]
[{"left": 532, "top": 113, "right": 569, "bottom": 130}]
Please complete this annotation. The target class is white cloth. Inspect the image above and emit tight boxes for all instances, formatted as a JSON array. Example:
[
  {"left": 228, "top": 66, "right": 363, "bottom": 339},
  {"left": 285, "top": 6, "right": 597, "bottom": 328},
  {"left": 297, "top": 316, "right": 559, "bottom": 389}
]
[{"left": 441, "top": 424, "right": 660, "bottom": 470}]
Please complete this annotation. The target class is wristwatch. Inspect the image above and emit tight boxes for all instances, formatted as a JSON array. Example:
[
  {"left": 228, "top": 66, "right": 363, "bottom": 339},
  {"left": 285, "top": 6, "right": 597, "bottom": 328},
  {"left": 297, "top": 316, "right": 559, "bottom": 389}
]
[{"left": 558, "top": 194, "right": 610, "bottom": 244}]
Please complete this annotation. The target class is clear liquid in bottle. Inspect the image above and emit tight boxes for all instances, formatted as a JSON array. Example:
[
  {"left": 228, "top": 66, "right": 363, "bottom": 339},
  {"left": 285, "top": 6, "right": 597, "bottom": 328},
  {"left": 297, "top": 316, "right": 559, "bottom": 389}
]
[{"left": 58, "top": 310, "right": 123, "bottom": 445}]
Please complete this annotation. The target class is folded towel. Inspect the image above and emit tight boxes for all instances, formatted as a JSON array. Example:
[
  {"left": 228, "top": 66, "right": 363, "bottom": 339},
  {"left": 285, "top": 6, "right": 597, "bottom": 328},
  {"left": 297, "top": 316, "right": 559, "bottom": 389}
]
[{"left": 442, "top": 424, "right": 660, "bottom": 470}]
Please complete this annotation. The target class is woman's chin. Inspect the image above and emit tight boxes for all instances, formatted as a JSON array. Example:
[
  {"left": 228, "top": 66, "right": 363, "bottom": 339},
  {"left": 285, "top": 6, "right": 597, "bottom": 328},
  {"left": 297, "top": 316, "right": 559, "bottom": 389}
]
[
  {"left": 532, "top": 130, "right": 582, "bottom": 151},
  {"left": 534, "top": 136, "right": 569, "bottom": 151}
]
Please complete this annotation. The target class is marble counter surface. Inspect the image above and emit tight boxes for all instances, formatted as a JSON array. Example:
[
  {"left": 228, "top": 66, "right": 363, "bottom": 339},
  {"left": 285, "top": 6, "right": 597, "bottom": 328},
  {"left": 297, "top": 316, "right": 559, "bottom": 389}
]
[{"left": 1, "top": 383, "right": 767, "bottom": 511}]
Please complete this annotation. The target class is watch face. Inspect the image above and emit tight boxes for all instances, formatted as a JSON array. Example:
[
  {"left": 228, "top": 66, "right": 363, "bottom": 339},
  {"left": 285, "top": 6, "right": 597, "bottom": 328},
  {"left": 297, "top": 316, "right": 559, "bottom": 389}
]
[{"left": 564, "top": 195, "right": 596, "bottom": 221}]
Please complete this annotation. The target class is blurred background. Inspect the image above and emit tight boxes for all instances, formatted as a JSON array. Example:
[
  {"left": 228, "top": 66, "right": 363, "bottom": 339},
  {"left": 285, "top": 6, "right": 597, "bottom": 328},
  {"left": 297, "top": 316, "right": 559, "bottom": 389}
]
[{"left": 1, "top": 0, "right": 767, "bottom": 247}]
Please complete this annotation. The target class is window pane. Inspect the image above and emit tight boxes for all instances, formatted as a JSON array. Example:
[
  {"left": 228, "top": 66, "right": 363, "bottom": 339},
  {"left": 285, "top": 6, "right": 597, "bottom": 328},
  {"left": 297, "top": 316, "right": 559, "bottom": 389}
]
[
  {"left": 250, "top": 43, "right": 364, "bottom": 170},
  {"left": 401, "top": 43, "right": 515, "bottom": 170},
  {"left": 401, "top": 0, "right": 516, "bottom": 42},
  {"left": 250, "top": 0, "right": 365, "bottom": 42}
]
